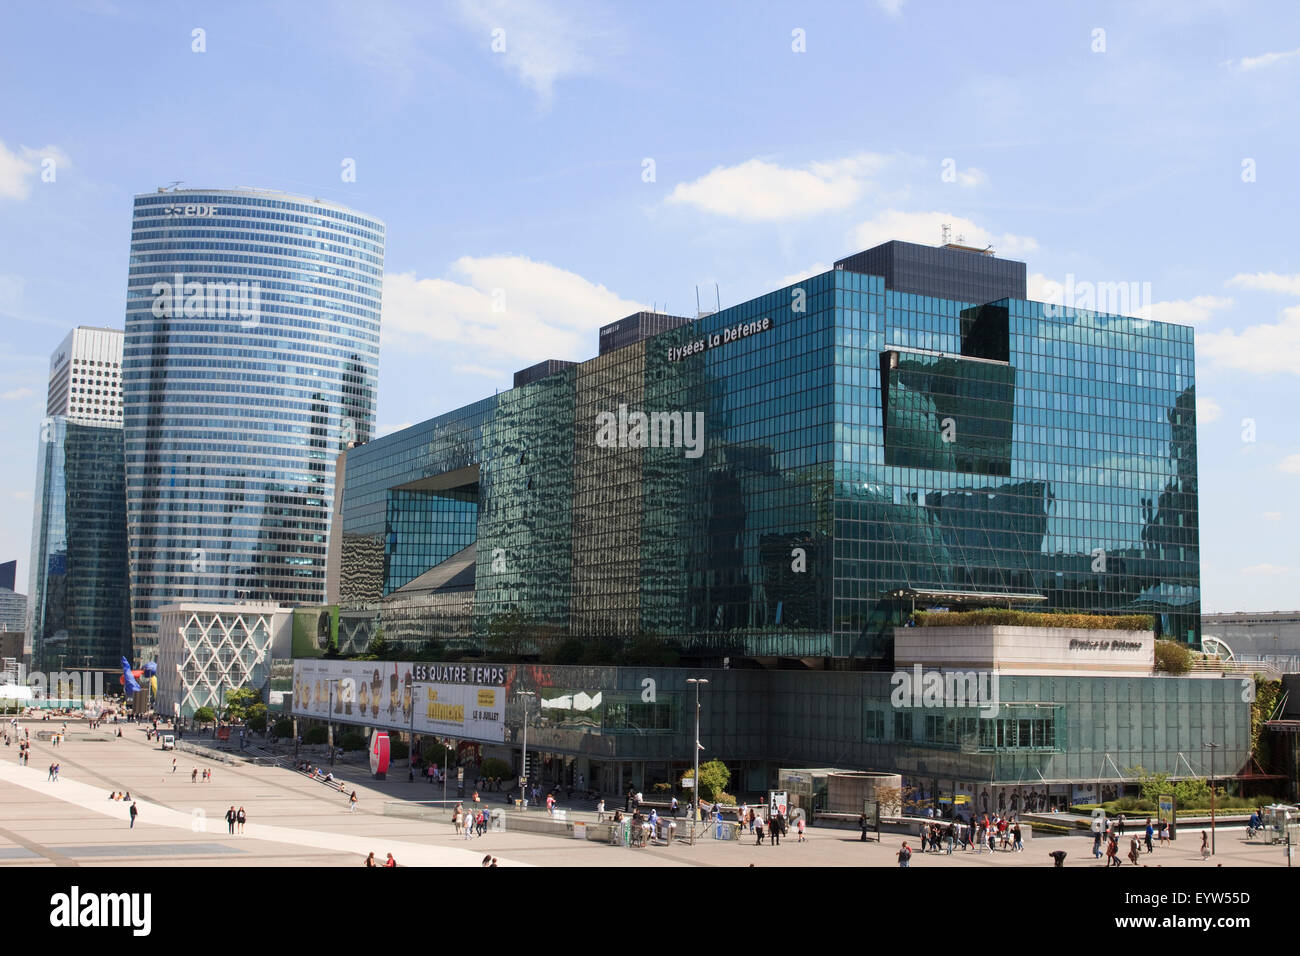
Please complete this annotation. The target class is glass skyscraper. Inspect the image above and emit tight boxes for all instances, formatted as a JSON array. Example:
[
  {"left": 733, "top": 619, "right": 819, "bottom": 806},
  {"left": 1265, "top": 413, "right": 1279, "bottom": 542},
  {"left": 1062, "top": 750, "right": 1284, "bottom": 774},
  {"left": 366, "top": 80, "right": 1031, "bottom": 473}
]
[
  {"left": 123, "top": 188, "right": 384, "bottom": 658},
  {"left": 27, "top": 417, "right": 131, "bottom": 671},
  {"left": 336, "top": 239, "right": 1199, "bottom": 661}
]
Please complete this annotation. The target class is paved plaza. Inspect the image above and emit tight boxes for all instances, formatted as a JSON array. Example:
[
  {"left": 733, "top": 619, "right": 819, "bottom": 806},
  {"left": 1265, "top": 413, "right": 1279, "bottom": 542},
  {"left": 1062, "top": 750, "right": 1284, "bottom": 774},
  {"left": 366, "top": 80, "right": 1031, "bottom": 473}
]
[{"left": 0, "top": 720, "right": 1289, "bottom": 868}]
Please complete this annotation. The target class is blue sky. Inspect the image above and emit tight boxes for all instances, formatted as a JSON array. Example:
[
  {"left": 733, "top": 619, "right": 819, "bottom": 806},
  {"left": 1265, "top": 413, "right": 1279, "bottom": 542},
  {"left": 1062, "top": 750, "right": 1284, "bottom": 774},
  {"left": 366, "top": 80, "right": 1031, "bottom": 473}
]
[{"left": 1, "top": 0, "right": 1298, "bottom": 611}]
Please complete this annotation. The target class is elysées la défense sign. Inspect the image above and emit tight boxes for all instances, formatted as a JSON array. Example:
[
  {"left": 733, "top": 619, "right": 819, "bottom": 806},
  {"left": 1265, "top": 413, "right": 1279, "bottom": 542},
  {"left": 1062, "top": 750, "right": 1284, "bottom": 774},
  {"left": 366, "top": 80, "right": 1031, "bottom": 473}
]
[{"left": 666, "top": 317, "right": 773, "bottom": 362}]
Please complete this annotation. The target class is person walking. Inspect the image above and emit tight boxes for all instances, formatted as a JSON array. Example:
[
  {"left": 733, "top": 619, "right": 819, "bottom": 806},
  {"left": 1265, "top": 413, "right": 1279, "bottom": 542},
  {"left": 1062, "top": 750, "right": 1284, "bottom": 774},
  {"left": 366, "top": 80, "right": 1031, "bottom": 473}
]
[
  {"left": 47, "top": 762, "right": 55, "bottom": 782},
  {"left": 859, "top": 811, "right": 869, "bottom": 842},
  {"left": 1200, "top": 831, "right": 1210, "bottom": 861},
  {"left": 596, "top": 798, "right": 606, "bottom": 822},
  {"left": 754, "top": 814, "right": 765, "bottom": 846},
  {"left": 771, "top": 814, "right": 782, "bottom": 846},
  {"left": 129, "top": 802, "right": 138, "bottom": 829},
  {"left": 670, "top": 796, "right": 678, "bottom": 819},
  {"left": 1092, "top": 828, "right": 1103, "bottom": 859},
  {"left": 237, "top": 806, "right": 246, "bottom": 834},
  {"left": 171, "top": 758, "right": 177, "bottom": 773},
  {"left": 1128, "top": 837, "right": 1140, "bottom": 865},
  {"left": 349, "top": 790, "right": 358, "bottom": 813},
  {"left": 797, "top": 817, "right": 806, "bottom": 843},
  {"left": 52, "top": 762, "right": 59, "bottom": 781},
  {"left": 225, "top": 806, "right": 237, "bottom": 834},
  {"left": 192, "top": 768, "right": 198, "bottom": 783},
  {"left": 898, "top": 841, "right": 912, "bottom": 868},
  {"left": 1144, "top": 819, "right": 1154, "bottom": 854}
]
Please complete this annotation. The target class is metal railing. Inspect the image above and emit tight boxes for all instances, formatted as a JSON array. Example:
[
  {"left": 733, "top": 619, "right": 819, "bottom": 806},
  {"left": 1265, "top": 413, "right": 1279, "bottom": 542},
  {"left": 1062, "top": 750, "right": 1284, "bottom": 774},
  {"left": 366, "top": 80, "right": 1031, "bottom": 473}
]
[{"left": 1187, "top": 660, "right": 1280, "bottom": 679}]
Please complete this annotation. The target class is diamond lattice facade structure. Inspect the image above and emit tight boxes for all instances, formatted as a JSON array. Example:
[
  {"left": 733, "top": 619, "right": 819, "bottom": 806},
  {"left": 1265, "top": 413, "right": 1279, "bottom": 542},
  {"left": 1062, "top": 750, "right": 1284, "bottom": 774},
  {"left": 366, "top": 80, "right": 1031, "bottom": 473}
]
[{"left": 155, "top": 603, "right": 292, "bottom": 719}]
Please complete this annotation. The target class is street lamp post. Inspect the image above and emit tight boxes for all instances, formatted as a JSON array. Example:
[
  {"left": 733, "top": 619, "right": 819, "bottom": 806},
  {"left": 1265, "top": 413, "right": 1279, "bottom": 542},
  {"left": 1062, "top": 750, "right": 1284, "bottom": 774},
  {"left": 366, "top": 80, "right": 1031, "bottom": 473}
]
[
  {"left": 325, "top": 678, "right": 340, "bottom": 767},
  {"left": 1208, "top": 740, "right": 1219, "bottom": 856},
  {"left": 517, "top": 690, "right": 535, "bottom": 809},
  {"left": 686, "top": 678, "right": 708, "bottom": 845}
]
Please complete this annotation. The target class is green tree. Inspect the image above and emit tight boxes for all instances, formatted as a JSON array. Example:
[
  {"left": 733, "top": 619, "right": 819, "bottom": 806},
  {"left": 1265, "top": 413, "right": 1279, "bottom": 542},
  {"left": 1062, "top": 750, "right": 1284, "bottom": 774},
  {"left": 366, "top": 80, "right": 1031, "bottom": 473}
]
[
  {"left": 421, "top": 739, "right": 454, "bottom": 767},
  {"left": 683, "top": 759, "right": 730, "bottom": 802},
  {"left": 193, "top": 706, "right": 217, "bottom": 727},
  {"left": 1154, "top": 640, "right": 1192, "bottom": 674},
  {"left": 1251, "top": 677, "right": 1282, "bottom": 770},
  {"left": 1128, "top": 766, "right": 1172, "bottom": 806},
  {"left": 366, "top": 629, "right": 389, "bottom": 660},
  {"left": 245, "top": 703, "right": 269, "bottom": 732},
  {"left": 222, "top": 687, "right": 260, "bottom": 721},
  {"left": 272, "top": 718, "right": 294, "bottom": 738}
]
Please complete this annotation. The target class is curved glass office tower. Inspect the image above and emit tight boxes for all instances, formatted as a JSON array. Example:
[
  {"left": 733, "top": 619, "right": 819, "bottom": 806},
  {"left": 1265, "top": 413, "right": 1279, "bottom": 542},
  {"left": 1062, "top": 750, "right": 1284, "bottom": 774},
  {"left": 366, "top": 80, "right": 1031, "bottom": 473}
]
[{"left": 123, "top": 188, "right": 384, "bottom": 658}]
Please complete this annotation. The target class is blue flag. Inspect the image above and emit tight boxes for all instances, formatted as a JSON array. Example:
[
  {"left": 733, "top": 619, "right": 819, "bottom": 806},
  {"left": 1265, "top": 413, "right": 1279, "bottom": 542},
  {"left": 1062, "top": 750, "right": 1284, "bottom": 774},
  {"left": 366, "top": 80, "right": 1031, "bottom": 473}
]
[{"left": 121, "top": 657, "right": 141, "bottom": 694}]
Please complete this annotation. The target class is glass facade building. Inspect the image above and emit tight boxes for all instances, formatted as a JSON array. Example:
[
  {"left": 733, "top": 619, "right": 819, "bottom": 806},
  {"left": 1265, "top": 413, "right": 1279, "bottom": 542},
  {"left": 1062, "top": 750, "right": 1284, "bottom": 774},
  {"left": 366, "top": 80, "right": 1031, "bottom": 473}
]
[
  {"left": 123, "top": 188, "right": 384, "bottom": 658},
  {"left": 336, "top": 239, "right": 1199, "bottom": 659},
  {"left": 291, "top": 658, "right": 1251, "bottom": 800},
  {"left": 27, "top": 417, "right": 132, "bottom": 671}
]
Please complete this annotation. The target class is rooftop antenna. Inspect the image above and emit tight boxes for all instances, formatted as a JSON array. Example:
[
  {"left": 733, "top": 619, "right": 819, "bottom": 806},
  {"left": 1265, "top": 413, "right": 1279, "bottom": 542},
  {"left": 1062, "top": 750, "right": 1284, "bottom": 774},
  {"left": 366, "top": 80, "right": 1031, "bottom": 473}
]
[
  {"left": 941, "top": 223, "right": 951, "bottom": 245},
  {"left": 695, "top": 285, "right": 701, "bottom": 316},
  {"left": 715, "top": 283, "right": 720, "bottom": 313},
  {"left": 955, "top": 232, "right": 966, "bottom": 245}
]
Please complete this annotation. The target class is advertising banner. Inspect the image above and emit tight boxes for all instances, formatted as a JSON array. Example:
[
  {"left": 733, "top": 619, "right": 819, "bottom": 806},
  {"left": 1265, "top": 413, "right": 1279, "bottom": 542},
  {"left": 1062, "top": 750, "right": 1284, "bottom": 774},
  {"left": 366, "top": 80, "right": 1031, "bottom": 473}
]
[
  {"left": 291, "top": 660, "right": 414, "bottom": 728},
  {"left": 411, "top": 681, "right": 505, "bottom": 742},
  {"left": 292, "top": 660, "right": 506, "bottom": 740}
]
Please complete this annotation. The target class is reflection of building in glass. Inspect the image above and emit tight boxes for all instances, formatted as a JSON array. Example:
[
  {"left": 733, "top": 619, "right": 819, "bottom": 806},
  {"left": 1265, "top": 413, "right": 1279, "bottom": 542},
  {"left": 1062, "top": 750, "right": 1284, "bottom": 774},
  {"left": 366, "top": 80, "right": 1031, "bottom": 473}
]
[
  {"left": 123, "top": 189, "right": 383, "bottom": 660},
  {"left": 27, "top": 418, "right": 131, "bottom": 671},
  {"left": 331, "top": 239, "right": 1200, "bottom": 659}
]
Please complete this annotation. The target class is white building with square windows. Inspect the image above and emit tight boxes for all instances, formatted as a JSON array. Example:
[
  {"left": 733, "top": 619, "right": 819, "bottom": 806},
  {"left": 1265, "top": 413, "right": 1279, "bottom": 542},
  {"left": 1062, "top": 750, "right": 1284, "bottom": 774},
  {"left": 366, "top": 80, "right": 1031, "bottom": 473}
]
[
  {"left": 155, "top": 603, "right": 292, "bottom": 719},
  {"left": 46, "top": 326, "right": 124, "bottom": 425}
]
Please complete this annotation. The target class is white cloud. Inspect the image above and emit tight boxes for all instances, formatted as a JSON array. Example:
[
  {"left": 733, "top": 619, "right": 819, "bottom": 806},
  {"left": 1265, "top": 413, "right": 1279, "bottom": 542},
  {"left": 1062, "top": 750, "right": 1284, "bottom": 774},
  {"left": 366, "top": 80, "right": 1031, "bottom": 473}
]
[
  {"left": 1280, "top": 453, "right": 1300, "bottom": 475},
  {"left": 876, "top": 0, "right": 908, "bottom": 16},
  {"left": 955, "top": 166, "right": 987, "bottom": 188},
  {"left": 1263, "top": 512, "right": 1283, "bottom": 521},
  {"left": 773, "top": 263, "right": 831, "bottom": 288},
  {"left": 850, "top": 210, "right": 1039, "bottom": 257},
  {"left": 1242, "top": 563, "right": 1294, "bottom": 575},
  {"left": 1199, "top": 305, "right": 1300, "bottom": 375},
  {"left": 376, "top": 422, "right": 414, "bottom": 439},
  {"left": 1229, "top": 46, "right": 1300, "bottom": 71},
  {"left": 382, "top": 255, "right": 644, "bottom": 363},
  {"left": 1146, "top": 295, "right": 1233, "bottom": 326},
  {"left": 667, "top": 154, "right": 889, "bottom": 222},
  {"left": 1196, "top": 396, "right": 1222, "bottom": 423},
  {"left": 1227, "top": 272, "right": 1300, "bottom": 295},
  {"left": 1, "top": 387, "right": 33, "bottom": 401},
  {"left": 0, "top": 142, "right": 70, "bottom": 201},
  {"left": 455, "top": 0, "right": 611, "bottom": 104}
]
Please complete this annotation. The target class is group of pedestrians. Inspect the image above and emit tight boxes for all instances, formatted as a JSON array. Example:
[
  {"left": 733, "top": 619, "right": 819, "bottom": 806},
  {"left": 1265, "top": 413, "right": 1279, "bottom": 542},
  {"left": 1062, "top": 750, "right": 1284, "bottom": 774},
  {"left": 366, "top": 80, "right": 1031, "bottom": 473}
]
[
  {"left": 224, "top": 806, "right": 248, "bottom": 834},
  {"left": 363, "top": 852, "right": 398, "bottom": 867},
  {"left": 452, "top": 802, "right": 489, "bottom": 838},
  {"left": 1093, "top": 816, "right": 1170, "bottom": 864},
  {"left": 190, "top": 767, "right": 214, "bottom": 782},
  {"left": 46, "top": 762, "right": 60, "bottom": 781}
]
